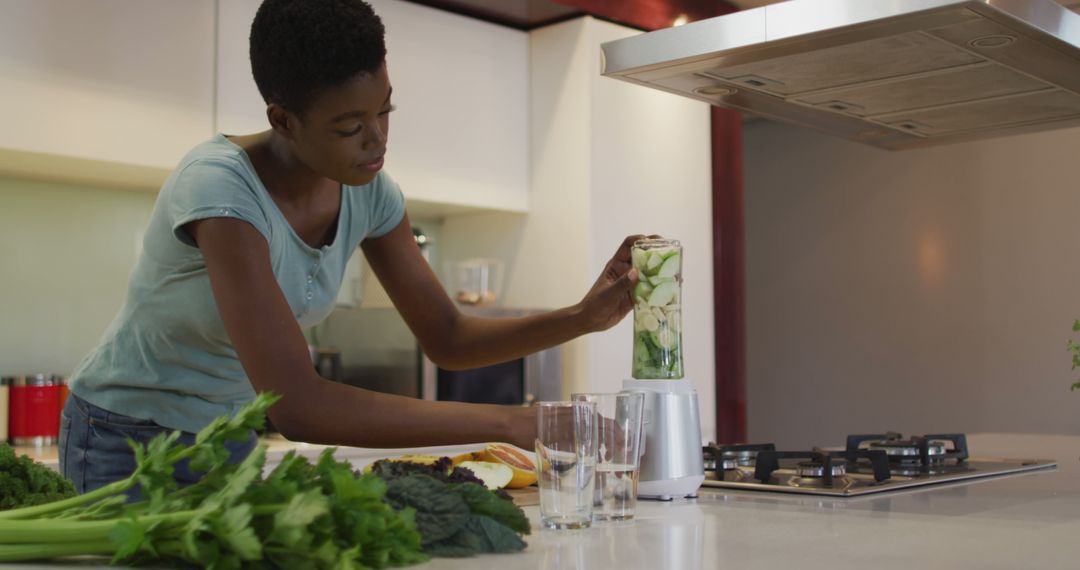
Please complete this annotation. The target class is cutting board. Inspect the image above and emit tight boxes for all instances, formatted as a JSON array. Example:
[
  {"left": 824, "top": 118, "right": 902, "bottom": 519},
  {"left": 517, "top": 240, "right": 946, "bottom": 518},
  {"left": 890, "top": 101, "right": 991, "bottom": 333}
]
[{"left": 506, "top": 486, "right": 538, "bottom": 507}]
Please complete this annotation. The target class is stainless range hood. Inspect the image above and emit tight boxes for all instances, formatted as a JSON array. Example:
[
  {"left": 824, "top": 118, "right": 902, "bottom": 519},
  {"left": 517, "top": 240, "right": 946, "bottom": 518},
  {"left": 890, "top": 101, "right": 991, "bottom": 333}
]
[{"left": 600, "top": 0, "right": 1080, "bottom": 149}]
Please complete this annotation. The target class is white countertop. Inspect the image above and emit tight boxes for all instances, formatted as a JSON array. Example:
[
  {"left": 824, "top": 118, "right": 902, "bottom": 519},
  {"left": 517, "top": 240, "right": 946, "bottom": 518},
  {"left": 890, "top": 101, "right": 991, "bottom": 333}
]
[{"left": 8, "top": 433, "right": 1080, "bottom": 569}]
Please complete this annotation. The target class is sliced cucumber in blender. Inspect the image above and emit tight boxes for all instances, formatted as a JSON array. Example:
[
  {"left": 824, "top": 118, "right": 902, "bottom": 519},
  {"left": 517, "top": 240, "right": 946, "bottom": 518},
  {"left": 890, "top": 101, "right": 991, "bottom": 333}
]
[
  {"left": 647, "top": 281, "right": 678, "bottom": 307},
  {"left": 634, "top": 280, "right": 653, "bottom": 301},
  {"left": 657, "top": 253, "right": 680, "bottom": 278},
  {"left": 644, "top": 251, "right": 664, "bottom": 275}
]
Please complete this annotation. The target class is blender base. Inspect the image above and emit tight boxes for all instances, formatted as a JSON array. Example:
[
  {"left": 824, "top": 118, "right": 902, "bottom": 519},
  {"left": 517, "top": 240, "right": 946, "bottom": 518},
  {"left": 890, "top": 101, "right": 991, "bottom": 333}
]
[{"left": 623, "top": 378, "right": 705, "bottom": 501}]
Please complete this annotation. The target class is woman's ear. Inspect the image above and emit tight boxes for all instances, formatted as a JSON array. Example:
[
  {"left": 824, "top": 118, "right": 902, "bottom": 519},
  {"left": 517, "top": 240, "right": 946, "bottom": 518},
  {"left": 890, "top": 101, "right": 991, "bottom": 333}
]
[{"left": 266, "top": 104, "right": 296, "bottom": 139}]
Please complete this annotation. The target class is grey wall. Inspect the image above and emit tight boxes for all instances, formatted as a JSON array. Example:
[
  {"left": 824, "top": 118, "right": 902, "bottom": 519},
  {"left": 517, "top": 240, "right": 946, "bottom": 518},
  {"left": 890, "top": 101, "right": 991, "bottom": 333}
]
[
  {"left": 0, "top": 178, "right": 156, "bottom": 375},
  {"left": 743, "top": 120, "right": 1080, "bottom": 449}
]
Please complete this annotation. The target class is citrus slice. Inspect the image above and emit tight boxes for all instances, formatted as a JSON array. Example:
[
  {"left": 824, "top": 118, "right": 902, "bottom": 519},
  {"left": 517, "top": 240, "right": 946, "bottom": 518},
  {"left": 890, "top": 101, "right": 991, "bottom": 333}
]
[
  {"left": 480, "top": 442, "right": 537, "bottom": 489},
  {"left": 449, "top": 450, "right": 485, "bottom": 466},
  {"left": 458, "top": 461, "right": 513, "bottom": 490}
]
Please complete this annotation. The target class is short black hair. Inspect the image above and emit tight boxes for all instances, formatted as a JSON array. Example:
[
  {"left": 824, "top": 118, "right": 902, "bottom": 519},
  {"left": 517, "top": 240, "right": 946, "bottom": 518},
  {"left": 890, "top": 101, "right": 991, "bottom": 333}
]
[{"left": 250, "top": 0, "right": 386, "bottom": 116}]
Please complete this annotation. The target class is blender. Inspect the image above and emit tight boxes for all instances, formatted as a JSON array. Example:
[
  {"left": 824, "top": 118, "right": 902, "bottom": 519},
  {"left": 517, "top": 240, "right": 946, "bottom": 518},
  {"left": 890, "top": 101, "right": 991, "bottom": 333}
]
[{"left": 624, "top": 238, "right": 705, "bottom": 500}]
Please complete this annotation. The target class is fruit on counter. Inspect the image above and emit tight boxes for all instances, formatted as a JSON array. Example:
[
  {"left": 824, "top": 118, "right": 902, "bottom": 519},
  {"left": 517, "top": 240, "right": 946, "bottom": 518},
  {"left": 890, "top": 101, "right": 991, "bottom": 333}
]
[
  {"left": 631, "top": 240, "right": 684, "bottom": 379},
  {"left": 450, "top": 450, "right": 485, "bottom": 466},
  {"left": 478, "top": 442, "right": 537, "bottom": 489},
  {"left": 457, "top": 461, "right": 513, "bottom": 490}
]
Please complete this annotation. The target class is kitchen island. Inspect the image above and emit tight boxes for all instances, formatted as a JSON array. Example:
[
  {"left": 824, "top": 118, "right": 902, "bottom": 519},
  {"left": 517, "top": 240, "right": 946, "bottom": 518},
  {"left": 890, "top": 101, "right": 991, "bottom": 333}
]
[{"left": 8, "top": 433, "right": 1080, "bottom": 569}]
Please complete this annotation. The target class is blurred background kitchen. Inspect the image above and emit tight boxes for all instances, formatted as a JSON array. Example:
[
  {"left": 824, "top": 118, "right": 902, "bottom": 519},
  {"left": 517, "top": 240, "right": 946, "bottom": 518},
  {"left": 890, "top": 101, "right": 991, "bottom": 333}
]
[{"left": 3, "top": 0, "right": 1080, "bottom": 450}]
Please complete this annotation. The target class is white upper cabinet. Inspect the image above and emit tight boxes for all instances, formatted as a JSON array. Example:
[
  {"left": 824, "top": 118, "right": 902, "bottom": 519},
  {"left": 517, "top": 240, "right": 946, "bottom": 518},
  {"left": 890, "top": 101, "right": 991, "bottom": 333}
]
[
  {"left": 0, "top": 0, "right": 216, "bottom": 170},
  {"left": 216, "top": 0, "right": 530, "bottom": 213}
]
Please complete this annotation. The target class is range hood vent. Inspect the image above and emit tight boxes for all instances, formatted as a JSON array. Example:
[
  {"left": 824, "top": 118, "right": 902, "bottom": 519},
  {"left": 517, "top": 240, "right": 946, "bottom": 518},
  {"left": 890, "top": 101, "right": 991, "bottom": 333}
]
[{"left": 600, "top": 0, "right": 1080, "bottom": 149}]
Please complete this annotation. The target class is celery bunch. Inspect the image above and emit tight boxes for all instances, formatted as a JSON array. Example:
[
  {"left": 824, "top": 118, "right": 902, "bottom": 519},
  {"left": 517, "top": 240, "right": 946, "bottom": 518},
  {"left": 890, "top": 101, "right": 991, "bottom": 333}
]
[{"left": 0, "top": 393, "right": 426, "bottom": 569}]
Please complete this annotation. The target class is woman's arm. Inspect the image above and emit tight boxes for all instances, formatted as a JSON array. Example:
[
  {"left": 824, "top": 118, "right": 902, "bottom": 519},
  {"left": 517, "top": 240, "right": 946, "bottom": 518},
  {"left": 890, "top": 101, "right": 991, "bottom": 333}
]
[
  {"left": 187, "top": 216, "right": 537, "bottom": 448},
  {"left": 362, "top": 214, "right": 641, "bottom": 370}
]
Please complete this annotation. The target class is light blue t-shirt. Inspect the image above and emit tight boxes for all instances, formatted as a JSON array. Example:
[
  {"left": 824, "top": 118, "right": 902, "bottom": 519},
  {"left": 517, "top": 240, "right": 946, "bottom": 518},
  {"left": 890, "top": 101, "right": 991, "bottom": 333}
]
[{"left": 70, "top": 134, "right": 405, "bottom": 433}]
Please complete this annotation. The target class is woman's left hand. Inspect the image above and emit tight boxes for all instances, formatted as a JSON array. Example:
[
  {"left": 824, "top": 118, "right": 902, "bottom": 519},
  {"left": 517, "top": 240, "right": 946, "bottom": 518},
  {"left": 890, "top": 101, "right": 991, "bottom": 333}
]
[{"left": 576, "top": 234, "right": 648, "bottom": 333}]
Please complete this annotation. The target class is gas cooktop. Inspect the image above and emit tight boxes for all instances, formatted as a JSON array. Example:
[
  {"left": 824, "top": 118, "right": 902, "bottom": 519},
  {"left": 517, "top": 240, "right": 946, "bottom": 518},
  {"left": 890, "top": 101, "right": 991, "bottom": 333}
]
[{"left": 701, "top": 433, "right": 1056, "bottom": 497}]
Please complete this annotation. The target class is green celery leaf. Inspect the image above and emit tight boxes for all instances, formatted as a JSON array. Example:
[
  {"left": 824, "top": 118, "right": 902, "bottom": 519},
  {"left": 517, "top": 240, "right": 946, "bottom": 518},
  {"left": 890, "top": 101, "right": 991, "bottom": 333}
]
[
  {"left": 108, "top": 519, "right": 146, "bottom": 561},
  {"left": 216, "top": 503, "right": 262, "bottom": 561},
  {"left": 269, "top": 489, "right": 329, "bottom": 548}
]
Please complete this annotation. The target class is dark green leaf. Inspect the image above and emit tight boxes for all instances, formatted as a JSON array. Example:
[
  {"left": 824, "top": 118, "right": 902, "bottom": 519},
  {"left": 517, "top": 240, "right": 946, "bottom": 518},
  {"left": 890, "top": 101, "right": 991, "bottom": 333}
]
[
  {"left": 425, "top": 515, "right": 526, "bottom": 557},
  {"left": 384, "top": 475, "right": 470, "bottom": 545},
  {"left": 450, "top": 483, "right": 530, "bottom": 535}
]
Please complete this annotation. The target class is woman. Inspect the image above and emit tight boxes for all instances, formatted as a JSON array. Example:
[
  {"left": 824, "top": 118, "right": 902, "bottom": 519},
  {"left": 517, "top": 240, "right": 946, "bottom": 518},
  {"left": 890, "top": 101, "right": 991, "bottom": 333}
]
[{"left": 59, "top": 0, "right": 640, "bottom": 494}]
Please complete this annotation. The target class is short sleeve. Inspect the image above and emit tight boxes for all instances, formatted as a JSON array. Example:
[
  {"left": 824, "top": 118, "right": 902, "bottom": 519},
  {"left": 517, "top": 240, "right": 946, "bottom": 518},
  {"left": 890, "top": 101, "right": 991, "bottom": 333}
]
[
  {"left": 165, "top": 157, "right": 272, "bottom": 248},
  {"left": 365, "top": 171, "right": 407, "bottom": 239}
]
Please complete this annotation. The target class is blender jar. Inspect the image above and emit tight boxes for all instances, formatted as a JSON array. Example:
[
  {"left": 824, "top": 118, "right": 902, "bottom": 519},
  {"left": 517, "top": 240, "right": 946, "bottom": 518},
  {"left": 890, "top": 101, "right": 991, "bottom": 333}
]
[{"left": 630, "top": 238, "right": 683, "bottom": 379}]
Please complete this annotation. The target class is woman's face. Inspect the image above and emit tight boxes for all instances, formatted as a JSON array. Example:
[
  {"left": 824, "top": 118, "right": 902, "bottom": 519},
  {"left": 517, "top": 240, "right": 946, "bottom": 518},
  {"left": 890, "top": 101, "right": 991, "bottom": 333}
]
[{"left": 288, "top": 63, "right": 393, "bottom": 187}]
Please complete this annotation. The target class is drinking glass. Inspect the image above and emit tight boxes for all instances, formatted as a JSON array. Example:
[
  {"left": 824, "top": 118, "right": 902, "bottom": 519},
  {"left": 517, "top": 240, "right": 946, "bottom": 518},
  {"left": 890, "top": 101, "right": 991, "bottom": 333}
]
[
  {"left": 535, "top": 400, "right": 597, "bottom": 530},
  {"left": 630, "top": 238, "right": 683, "bottom": 379},
  {"left": 572, "top": 391, "right": 645, "bottom": 521}
]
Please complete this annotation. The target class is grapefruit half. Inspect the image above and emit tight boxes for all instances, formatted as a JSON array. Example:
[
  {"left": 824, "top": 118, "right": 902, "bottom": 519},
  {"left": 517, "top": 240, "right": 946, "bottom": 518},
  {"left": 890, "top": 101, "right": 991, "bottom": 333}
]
[{"left": 480, "top": 442, "right": 537, "bottom": 489}]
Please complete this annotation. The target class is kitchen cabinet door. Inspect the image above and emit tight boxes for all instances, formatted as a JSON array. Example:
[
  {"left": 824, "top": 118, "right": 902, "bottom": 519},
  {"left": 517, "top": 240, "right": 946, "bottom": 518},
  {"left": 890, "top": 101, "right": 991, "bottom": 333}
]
[
  {"left": 216, "top": 0, "right": 530, "bottom": 214},
  {"left": 0, "top": 0, "right": 216, "bottom": 170}
]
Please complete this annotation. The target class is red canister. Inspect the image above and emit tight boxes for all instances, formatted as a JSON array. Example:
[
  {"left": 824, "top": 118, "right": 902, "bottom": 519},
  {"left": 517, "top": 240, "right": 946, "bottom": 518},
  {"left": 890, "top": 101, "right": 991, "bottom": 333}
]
[
  {"left": 9, "top": 374, "right": 62, "bottom": 447},
  {"left": 57, "top": 376, "right": 70, "bottom": 419}
]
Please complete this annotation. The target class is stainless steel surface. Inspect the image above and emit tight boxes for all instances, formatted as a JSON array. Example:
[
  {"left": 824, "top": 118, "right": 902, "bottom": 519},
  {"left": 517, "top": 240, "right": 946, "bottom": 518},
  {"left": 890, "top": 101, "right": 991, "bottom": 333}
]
[
  {"left": 601, "top": 0, "right": 1080, "bottom": 149},
  {"left": 797, "top": 460, "right": 847, "bottom": 477},
  {"left": 625, "top": 379, "right": 705, "bottom": 499},
  {"left": 703, "top": 457, "right": 1057, "bottom": 496},
  {"left": 872, "top": 440, "right": 948, "bottom": 456}
]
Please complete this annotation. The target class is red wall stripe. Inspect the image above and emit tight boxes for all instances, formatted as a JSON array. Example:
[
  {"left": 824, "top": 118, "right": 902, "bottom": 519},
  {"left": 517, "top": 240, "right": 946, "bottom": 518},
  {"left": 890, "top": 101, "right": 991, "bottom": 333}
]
[{"left": 711, "top": 107, "right": 746, "bottom": 444}]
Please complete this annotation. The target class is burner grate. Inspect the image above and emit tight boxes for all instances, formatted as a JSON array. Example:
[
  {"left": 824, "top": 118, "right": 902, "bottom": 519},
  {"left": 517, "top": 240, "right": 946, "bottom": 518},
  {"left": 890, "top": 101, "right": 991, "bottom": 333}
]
[
  {"left": 754, "top": 449, "right": 892, "bottom": 486},
  {"left": 846, "top": 433, "right": 969, "bottom": 469}
]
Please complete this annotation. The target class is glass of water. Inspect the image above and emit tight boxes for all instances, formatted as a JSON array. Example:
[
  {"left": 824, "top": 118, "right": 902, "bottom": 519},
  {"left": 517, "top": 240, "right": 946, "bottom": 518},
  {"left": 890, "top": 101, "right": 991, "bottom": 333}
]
[
  {"left": 535, "top": 400, "right": 598, "bottom": 530},
  {"left": 572, "top": 391, "right": 645, "bottom": 521}
]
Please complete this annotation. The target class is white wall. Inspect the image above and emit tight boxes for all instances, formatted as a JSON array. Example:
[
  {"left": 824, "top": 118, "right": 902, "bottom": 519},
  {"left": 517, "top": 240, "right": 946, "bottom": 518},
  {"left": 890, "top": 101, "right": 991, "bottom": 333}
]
[
  {"left": 0, "top": 0, "right": 215, "bottom": 169},
  {"left": 441, "top": 17, "right": 716, "bottom": 442},
  {"left": 743, "top": 119, "right": 1080, "bottom": 449},
  {"left": 216, "top": 0, "right": 530, "bottom": 213}
]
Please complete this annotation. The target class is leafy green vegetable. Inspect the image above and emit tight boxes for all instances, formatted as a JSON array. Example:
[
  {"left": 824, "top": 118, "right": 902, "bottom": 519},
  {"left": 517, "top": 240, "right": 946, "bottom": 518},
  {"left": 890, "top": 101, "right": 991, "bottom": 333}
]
[
  {"left": 365, "top": 456, "right": 510, "bottom": 499},
  {"left": 425, "top": 515, "right": 525, "bottom": 558},
  {"left": 450, "top": 482, "right": 529, "bottom": 535},
  {"left": 0, "top": 393, "right": 429, "bottom": 569},
  {"left": 384, "top": 475, "right": 470, "bottom": 545},
  {"left": 369, "top": 462, "right": 530, "bottom": 558},
  {"left": 0, "top": 444, "right": 76, "bottom": 510},
  {"left": 1069, "top": 319, "right": 1080, "bottom": 391}
]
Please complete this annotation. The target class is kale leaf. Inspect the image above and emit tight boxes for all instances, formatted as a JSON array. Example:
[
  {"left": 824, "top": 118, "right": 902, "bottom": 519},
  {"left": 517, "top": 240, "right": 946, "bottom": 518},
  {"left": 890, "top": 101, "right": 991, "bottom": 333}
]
[
  {"left": 384, "top": 474, "right": 470, "bottom": 545},
  {"left": 370, "top": 462, "right": 532, "bottom": 558},
  {"left": 0, "top": 443, "right": 76, "bottom": 510}
]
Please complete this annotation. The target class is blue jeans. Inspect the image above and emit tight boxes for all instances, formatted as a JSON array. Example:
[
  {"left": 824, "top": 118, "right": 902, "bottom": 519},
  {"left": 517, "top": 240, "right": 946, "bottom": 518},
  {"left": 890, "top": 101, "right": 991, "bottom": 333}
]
[{"left": 59, "top": 393, "right": 257, "bottom": 501}]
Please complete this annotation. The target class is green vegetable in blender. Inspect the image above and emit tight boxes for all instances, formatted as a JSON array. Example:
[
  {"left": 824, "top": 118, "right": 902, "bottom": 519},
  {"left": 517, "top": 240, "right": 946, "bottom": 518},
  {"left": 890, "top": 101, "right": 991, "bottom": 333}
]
[{"left": 632, "top": 240, "right": 684, "bottom": 379}]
